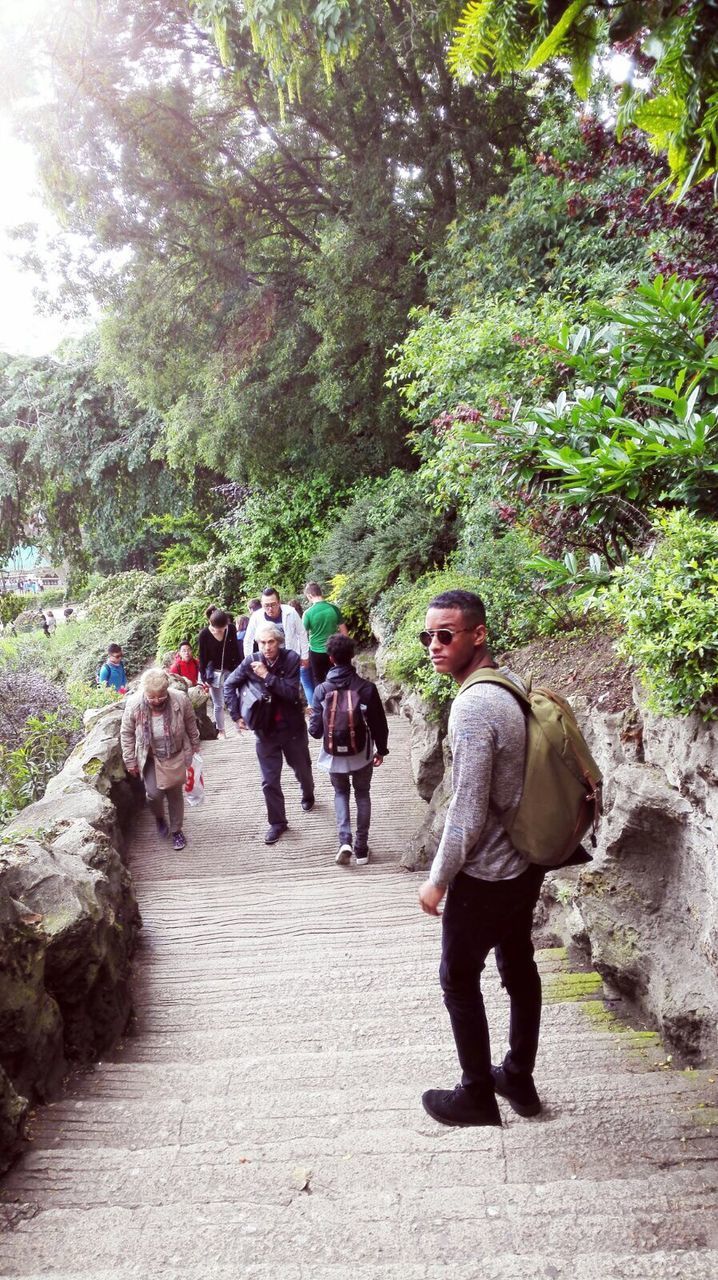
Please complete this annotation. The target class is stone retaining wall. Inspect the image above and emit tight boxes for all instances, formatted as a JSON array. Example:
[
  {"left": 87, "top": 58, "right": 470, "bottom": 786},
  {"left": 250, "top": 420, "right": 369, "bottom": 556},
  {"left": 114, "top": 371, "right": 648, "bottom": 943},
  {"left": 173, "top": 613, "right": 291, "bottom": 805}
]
[{"left": 0, "top": 681, "right": 215, "bottom": 1172}]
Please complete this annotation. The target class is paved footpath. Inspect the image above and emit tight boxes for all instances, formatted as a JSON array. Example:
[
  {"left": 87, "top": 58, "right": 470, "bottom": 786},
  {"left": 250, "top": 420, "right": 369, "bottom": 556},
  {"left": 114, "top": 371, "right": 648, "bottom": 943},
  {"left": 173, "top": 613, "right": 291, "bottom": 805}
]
[{"left": 1, "top": 717, "right": 717, "bottom": 1279}]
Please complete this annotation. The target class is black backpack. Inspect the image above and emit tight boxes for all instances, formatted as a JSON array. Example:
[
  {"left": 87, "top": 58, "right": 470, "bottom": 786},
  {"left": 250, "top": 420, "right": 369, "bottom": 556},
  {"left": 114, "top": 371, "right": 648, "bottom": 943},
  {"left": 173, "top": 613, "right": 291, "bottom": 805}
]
[{"left": 322, "top": 681, "right": 368, "bottom": 756}]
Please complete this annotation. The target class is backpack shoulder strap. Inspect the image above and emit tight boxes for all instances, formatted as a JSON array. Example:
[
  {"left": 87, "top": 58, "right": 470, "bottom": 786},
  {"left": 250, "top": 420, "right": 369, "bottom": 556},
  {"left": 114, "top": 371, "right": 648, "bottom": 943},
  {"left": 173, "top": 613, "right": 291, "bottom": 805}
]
[
  {"left": 459, "top": 668, "right": 531, "bottom": 708},
  {"left": 348, "top": 672, "right": 372, "bottom": 699}
]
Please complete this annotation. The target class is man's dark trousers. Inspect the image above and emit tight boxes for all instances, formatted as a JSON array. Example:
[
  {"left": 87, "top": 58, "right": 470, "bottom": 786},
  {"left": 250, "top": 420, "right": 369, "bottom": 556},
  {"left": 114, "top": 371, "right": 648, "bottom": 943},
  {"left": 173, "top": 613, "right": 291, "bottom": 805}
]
[
  {"left": 439, "top": 864, "right": 545, "bottom": 1097},
  {"left": 309, "top": 651, "right": 331, "bottom": 686},
  {"left": 254, "top": 727, "right": 314, "bottom": 825}
]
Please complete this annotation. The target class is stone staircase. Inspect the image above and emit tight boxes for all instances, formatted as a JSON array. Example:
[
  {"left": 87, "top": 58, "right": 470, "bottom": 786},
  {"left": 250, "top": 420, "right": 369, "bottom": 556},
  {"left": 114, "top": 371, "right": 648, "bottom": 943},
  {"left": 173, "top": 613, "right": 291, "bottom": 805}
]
[{"left": 1, "top": 719, "right": 716, "bottom": 1278}]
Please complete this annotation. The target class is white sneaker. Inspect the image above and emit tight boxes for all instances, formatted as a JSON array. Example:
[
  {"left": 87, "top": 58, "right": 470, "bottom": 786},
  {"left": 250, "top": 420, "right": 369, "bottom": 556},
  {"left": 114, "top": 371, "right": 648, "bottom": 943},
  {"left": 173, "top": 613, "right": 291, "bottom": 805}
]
[{"left": 335, "top": 843, "right": 352, "bottom": 865}]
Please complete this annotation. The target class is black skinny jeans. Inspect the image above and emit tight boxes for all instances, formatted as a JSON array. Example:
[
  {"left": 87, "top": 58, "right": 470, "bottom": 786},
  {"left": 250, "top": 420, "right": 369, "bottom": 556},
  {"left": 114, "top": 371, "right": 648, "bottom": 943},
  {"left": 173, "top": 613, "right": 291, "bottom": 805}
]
[{"left": 439, "top": 864, "right": 545, "bottom": 1099}]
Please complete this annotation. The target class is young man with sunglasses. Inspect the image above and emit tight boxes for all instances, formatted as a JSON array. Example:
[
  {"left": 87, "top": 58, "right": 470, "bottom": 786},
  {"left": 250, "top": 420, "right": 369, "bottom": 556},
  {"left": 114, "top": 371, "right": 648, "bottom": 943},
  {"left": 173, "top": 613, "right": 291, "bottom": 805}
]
[{"left": 417, "top": 589, "right": 544, "bottom": 1128}]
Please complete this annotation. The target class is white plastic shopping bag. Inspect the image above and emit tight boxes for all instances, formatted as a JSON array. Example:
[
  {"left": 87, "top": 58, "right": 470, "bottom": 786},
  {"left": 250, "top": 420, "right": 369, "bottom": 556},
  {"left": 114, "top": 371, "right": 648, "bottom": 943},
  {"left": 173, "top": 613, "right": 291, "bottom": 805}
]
[{"left": 184, "top": 752, "right": 205, "bottom": 806}]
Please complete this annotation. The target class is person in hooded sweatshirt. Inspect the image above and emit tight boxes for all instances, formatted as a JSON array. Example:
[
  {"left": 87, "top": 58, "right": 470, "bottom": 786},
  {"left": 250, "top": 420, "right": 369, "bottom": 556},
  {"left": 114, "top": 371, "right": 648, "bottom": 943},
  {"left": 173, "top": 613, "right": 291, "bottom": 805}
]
[{"left": 308, "top": 632, "right": 389, "bottom": 867}]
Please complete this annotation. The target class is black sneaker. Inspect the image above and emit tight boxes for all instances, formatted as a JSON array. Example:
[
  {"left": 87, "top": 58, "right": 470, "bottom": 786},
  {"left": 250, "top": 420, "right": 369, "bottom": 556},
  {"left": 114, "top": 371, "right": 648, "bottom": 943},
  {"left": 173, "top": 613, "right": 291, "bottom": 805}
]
[
  {"left": 422, "top": 1085, "right": 501, "bottom": 1128},
  {"left": 491, "top": 1065, "right": 541, "bottom": 1117},
  {"left": 301, "top": 795, "right": 315, "bottom": 812},
  {"left": 172, "top": 830, "right": 187, "bottom": 851},
  {"left": 354, "top": 846, "right": 369, "bottom": 866},
  {"left": 265, "top": 823, "right": 288, "bottom": 845}
]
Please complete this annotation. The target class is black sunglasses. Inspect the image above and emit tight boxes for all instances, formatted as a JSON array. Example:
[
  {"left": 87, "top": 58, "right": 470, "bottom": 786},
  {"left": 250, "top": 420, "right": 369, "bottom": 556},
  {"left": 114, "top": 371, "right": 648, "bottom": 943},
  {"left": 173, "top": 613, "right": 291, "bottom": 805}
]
[{"left": 418, "top": 627, "right": 473, "bottom": 647}]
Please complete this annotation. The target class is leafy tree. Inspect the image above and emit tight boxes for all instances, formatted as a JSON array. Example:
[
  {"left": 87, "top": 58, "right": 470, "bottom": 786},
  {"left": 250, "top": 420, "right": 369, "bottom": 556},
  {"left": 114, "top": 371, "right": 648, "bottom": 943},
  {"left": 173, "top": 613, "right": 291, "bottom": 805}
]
[
  {"left": 9, "top": 0, "right": 535, "bottom": 483},
  {"left": 448, "top": 1, "right": 718, "bottom": 197},
  {"left": 0, "top": 337, "right": 223, "bottom": 573},
  {"left": 194, "top": 2, "right": 718, "bottom": 196}
]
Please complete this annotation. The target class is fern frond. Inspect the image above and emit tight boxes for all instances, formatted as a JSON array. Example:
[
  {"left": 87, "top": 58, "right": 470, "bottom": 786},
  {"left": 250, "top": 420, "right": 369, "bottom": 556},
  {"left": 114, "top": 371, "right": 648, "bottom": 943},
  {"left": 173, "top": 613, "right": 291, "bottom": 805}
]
[{"left": 525, "top": 0, "right": 593, "bottom": 70}]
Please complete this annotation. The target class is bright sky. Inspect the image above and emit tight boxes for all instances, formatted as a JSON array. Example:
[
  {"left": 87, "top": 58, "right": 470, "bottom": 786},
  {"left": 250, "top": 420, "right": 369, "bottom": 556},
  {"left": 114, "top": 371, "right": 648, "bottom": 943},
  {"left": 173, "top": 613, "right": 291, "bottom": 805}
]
[{"left": 0, "top": 0, "right": 85, "bottom": 357}]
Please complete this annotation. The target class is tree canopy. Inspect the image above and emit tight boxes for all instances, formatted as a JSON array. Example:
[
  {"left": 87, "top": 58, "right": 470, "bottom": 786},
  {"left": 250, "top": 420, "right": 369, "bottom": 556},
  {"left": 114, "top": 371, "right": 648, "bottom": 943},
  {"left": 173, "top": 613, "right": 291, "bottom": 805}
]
[
  {"left": 193, "top": 2, "right": 718, "bottom": 197},
  {"left": 8, "top": 0, "right": 535, "bottom": 484}
]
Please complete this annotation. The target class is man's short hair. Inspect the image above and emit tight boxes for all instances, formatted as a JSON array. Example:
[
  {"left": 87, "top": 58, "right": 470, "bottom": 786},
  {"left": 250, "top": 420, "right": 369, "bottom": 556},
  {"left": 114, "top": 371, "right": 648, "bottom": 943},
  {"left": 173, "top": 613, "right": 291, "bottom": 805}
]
[
  {"left": 261, "top": 586, "right": 279, "bottom": 600},
  {"left": 107, "top": 642, "right": 123, "bottom": 655},
  {"left": 209, "top": 609, "right": 229, "bottom": 627},
  {"left": 427, "top": 590, "right": 486, "bottom": 628},
  {"left": 304, "top": 581, "right": 322, "bottom": 598},
  {"left": 326, "top": 632, "right": 356, "bottom": 664},
  {"left": 247, "top": 598, "right": 261, "bottom": 612},
  {"left": 256, "top": 622, "right": 284, "bottom": 642}
]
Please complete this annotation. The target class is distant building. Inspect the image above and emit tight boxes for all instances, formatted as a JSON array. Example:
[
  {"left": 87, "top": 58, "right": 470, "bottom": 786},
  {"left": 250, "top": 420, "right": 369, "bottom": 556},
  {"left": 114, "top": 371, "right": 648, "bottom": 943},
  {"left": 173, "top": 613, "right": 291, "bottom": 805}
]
[{"left": 1, "top": 546, "right": 66, "bottom": 594}]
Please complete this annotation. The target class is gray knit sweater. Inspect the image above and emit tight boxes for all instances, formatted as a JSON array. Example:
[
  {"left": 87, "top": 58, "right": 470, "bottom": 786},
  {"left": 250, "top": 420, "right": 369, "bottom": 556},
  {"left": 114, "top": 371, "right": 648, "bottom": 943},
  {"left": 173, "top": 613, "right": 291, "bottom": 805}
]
[{"left": 429, "top": 668, "right": 528, "bottom": 886}]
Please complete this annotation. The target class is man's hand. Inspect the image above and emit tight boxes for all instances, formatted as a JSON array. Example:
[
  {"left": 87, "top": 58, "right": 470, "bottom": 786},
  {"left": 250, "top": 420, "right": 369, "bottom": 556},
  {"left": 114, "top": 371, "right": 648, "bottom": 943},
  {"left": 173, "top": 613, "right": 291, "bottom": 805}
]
[
  {"left": 235, "top": 718, "right": 247, "bottom": 734},
  {"left": 126, "top": 764, "right": 140, "bottom": 778},
  {"left": 250, "top": 661, "right": 268, "bottom": 680},
  {"left": 373, "top": 754, "right": 384, "bottom": 767},
  {"left": 419, "top": 880, "right": 446, "bottom": 916},
  {"left": 300, "top": 658, "right": 310, "bottom": 669}
]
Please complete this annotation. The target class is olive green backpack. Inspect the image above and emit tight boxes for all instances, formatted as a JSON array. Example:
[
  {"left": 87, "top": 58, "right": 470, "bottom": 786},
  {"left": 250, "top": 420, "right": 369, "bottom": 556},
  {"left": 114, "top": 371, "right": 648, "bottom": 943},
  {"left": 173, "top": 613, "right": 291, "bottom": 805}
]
[{"left": 459, "top": 669, "right": 603, "bottom": 868}]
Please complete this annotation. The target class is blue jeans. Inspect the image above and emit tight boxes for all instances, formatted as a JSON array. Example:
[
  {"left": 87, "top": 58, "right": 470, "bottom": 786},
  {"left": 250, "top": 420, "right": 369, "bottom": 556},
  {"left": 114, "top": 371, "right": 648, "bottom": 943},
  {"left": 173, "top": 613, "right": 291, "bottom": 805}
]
[
  {"left": 439, "top": 865, "right": 545, "bottom": 1097},
  {"left": 300, "top": 663, "right": 315, "bottom": 706},
  {"left": 329, "top": 762, "right": 373, "bottom": 851},
  {"left": 209, "top": 671, "right": 227, "bottom": 731}
]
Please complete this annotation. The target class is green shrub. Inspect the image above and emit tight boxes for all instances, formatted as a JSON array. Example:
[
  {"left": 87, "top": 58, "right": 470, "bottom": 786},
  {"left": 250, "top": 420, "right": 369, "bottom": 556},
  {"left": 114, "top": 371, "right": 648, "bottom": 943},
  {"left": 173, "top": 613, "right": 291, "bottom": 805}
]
[
  {"left": 217, "top": 474, "right": 350, "bottom": 596},
  {"left": 0, "top": 708, "right": 82, "bottom": 826},
  {"left": 156, "top": 598, "right": 210, "bottom": 659},
  {"left": 185, "top": 556, "right": 245, "bottom": 608},
  {"left": 120, "top": 614, "right": 160, "bottom": 676},
  {"left": 65, "top": 679, "right": 121, "bottom": 716},
  {"left": 455, "top": 525, "right": 554, "bottom": 645},
  {"left": 85, "top": 571, "right": 181, "bottom": 626},
  {"left": 602, "top": 510, "right": 718, "bottom": 718},
  {"left": 0, "top": 593, "right": 29, "bottom": 627},
  {"left": 311, "top": 470, "right": 457, "bottom": 630},
  {"left": 376, "top": 527, "right": 552, "bottom": 711},
  {"left": 33, "top": 587, "right": 66, "bottom": 608},
  {"left": 1, "top": 619, "right": 115, "bottom": 687}
]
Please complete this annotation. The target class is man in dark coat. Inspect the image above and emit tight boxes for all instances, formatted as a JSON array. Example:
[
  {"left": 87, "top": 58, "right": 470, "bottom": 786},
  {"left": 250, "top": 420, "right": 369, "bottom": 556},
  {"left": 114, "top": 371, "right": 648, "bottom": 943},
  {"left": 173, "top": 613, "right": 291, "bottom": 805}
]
[{"left": 224, "top": 622, "right": 315, "bottom": 844}]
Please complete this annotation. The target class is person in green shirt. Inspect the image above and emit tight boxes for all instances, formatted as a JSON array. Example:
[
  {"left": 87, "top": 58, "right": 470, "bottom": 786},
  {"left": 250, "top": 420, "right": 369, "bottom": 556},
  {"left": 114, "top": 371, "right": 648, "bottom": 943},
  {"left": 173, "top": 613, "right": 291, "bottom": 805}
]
[{"left": 303, "top": 582, "right": 348, "bottom": 687}]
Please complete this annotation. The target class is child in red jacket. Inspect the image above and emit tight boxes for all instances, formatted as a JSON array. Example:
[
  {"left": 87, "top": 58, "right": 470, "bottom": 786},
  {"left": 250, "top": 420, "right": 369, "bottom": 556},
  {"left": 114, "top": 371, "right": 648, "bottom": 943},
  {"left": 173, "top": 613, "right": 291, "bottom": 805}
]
[{"left": 169, "top": 640, "right": 200, "bottom": 686}]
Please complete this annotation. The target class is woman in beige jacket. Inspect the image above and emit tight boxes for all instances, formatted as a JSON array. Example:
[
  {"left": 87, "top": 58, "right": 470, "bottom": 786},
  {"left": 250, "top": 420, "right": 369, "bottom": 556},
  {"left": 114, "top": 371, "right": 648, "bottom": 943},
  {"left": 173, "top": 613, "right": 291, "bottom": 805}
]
[{"left": 121, "top": 668, "right": 200, "bottom": 850}]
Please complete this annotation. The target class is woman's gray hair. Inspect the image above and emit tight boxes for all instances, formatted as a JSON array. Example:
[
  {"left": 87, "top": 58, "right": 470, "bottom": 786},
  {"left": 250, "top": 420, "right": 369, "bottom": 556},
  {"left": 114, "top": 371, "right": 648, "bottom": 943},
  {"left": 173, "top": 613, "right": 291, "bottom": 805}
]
[
  {"left": 256, "top": 622, "right": 284, "bottom": 643},
  {"left": 141, "top": 668, "right": 170, "bottom": 694}
]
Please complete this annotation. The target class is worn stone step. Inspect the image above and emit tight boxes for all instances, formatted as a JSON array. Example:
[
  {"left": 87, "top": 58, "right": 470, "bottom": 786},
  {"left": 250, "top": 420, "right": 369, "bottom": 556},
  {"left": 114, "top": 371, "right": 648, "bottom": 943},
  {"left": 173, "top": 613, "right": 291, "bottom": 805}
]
[
  {"left": 2, "top": 723, "right": 716, "bottom": 1278},
  {"left": 0, "top": 1183, "right": 715, "bottom": 1273},
  {"left": 3, "top": 1256, "right": 716, "bottom": 1280},
  {"left": 4, "top": 1121, "right": 718, "bottom": 1196}
]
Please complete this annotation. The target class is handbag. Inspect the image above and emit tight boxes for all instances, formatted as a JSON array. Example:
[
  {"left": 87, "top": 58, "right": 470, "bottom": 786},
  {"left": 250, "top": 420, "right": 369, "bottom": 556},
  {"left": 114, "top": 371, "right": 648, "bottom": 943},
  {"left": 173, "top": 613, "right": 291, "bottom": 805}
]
[
  {"left": 154, "top": 750, "right": 187, "bottom": 790},
  {"left": 240, "top": 679, "right": 275, "bottom": 733},
  {"left": 205, "top": 629, "right": 228, "bottom": 688}
]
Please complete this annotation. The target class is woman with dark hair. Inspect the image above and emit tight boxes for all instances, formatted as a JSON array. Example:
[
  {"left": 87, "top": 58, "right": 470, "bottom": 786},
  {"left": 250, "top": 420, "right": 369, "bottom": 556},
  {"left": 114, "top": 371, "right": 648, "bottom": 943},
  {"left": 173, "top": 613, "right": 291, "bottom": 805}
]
[
  {"left": 197, "top": 607, "right": 241, "bottom": 738},
  {"left": 235, "top": 614, "right": 250, "bottom": 648}
]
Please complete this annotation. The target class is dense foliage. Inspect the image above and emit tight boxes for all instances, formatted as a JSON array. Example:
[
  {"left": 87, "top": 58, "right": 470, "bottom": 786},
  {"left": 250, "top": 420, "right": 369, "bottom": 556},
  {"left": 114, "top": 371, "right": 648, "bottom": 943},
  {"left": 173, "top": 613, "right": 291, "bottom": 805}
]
[
  {"left": 156, "top": 599, "right": 212, "bottom": 662},
  {"left": 192, "top": 2, "right": 718, "bottom": 195},
  {"left": 0, "top": 668, "right": 83, "bottom": 825},
  {"left": 1, "top": 3, "right": 717, "bottom": 734},
  {"left": 602, "top": 510, "right": 718, "bottom": 718}
]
